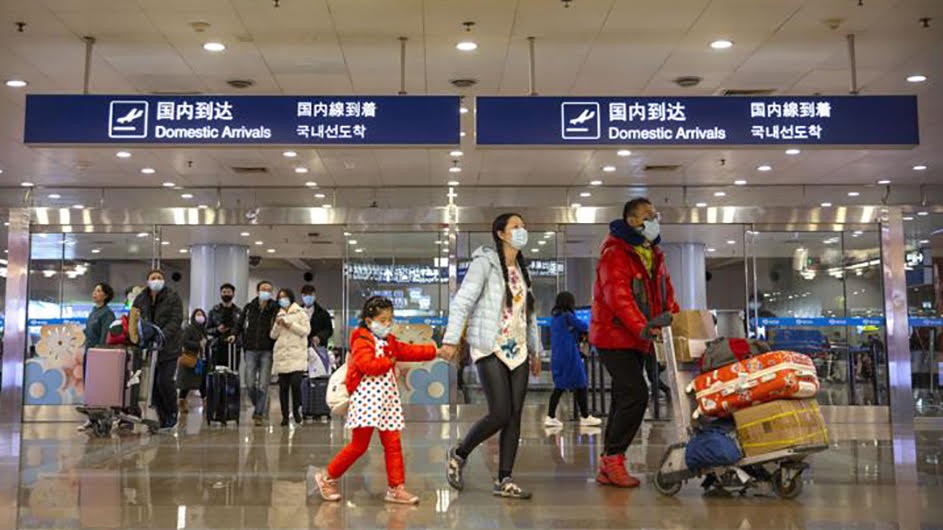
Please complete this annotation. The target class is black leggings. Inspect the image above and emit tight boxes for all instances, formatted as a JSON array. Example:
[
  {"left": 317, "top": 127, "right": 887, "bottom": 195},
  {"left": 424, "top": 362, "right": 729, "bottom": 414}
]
[
  {"left": 278, "top": 371, "right": 304, "bottom": 421},
  {"left": 457, "top": 355, "right": 529, "bottom": 481},
  {"left": 548, "top": 387, "right": 589, "bottom": 419}
]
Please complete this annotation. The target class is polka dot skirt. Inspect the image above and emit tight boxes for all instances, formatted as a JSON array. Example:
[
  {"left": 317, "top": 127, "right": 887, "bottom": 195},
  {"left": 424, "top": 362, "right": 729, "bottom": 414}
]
[{"left": 345, "top": 338, "right": 405, "bottom": 432}]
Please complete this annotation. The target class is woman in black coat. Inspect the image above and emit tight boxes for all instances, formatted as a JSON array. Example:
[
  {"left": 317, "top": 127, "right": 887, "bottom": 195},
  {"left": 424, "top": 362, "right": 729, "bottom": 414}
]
[{"left": 177, "top": 309, "right": 207, "bottom": 414}]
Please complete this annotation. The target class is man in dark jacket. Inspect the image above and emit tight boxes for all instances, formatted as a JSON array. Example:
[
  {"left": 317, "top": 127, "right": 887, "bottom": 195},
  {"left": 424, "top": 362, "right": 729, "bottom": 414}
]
[
  {"left": 207, "top": 283, "right": 244, "bottom": 367},
  {"left": 240, "top": 280, "right": 278, "bottom": 425},
  {"left": 300, "top": 284, "right": 333, "bottom": 348},
  {"left": 590, "top": 197, "right": 679, "bottom": 488},
  {"left": 133, "top": 269, "right": 184, "bottom": 432}
]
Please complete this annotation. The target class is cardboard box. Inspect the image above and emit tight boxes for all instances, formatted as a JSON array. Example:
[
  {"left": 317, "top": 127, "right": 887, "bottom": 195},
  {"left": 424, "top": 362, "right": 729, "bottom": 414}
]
[
  {"left": 671, "top": 310, "right": 717, "bottom": 340},
  {"left": 672, "top": 336, "right": 710, "bottom": 362},
  {"left": 733, "top": 399, "right": 829, "bottom": 458}
]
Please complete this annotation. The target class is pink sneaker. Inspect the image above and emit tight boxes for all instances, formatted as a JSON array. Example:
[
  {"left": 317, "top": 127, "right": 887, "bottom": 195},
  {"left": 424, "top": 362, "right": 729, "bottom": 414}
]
[
  {"left": 315, "top": 472, "right": 341, "bottom": 502},
  {"left": 384, "top": 485, "right": 419, "bottom": 505}
]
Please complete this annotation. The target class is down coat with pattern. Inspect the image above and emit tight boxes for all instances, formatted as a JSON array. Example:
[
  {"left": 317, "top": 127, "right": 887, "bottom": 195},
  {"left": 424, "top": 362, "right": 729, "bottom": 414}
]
[
  {"left": 590, "top": 219, "right": 679, "bottom": 352},
  {"left": 443, "top": 245, "right": 542, "bottom": 357}
]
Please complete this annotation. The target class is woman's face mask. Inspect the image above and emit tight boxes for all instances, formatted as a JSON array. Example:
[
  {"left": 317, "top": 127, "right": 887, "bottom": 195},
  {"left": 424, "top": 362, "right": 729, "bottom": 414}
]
[
  {"left": 147, "top": 279, "right": 165, "bottom": 292},
  {"left": 302, "top": 294, "right": 316, "bottom": 306},
  {"left": 195, "top": 315, "right": 206, "bottom": 325},
  {"left": 278, "top": 297, "right": 291, "bottom": 309}
]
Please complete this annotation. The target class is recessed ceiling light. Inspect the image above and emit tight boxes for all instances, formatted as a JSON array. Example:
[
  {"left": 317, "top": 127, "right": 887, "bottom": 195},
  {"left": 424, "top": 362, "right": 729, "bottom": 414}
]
[
  {"left": 348, "top": 240, "right": 359, "bottom": 245},
  {"left": 456, "top": 41, "right": 478, "bottom": 51},
  {"left": 919, "top": 239, "right": 930, "bottom": 244},
  {"left": 913, "top": 165, "right": 927, "bottom": 171},
  {"left": 5, "top": 79, "right": 27, "bottom": 88},
  {"left": 282, "top": 151, "right": 297, "bottom": 158},
  {"left": 538, "top": 240, "right": 547, "bottom": 246},
  {"left": 590, "top": 180, "right": 603, "bottom": 186},
  {"left": 460, "top": 131, "right": 467, "bottom": 137},
  {"left": 48, "top": 193, "right": 61, "bottom": 199},
  {"left": 907, "top": 74, "right": 927, "bottom": 83},
  {"left": 203, "top": 42, "right": 226, "bottom": 52},
  {"left": 602, "top": 165, "right": 616, "bottom": 172},
  {"left": 72, "top": 204, "right": 84, "bottom": 210},
  {"left": 343, "top": 231, "right": 352, "bottom": 237},
  {"left": 917, "top": 211, "right": 930, "bottom": 216},
  {"left": 820, "top": 202, "right": 833, "bottom": 207},
  {"left": 757, "top": 165, "right": 772, "bottom": 172},
  {"left": 710, "top": 39, "right": 733, "bottom": 50},
  {"left": 20, "top": 181, "right": 34, "bottom": 188},
  {"left": 714, "top": 191, "right": 726, "bottom": 197},
  {"left": 136, "top": 232, "right": 148, "bottom": 238},
  {"left": 116, "top": 151, "right": 131, "bottom": 159},
  {"left": 304, "top": 181, "right": 317, "bottom": 187},
  {"left": 181, "top": 193, "right": 194, "bottom": 199},
  {"left": 847, "top": 191, "right": 860, "bottom": 197},
  {"left": 785, "top": 148, "right": 801, "bottom": 155},
  {"left": 447, "top": 180, "right": 460, "bottom": 186},
  {"left": 255, "top": 240, "right": 264, "bottom": 245},
  {"left": 197, "top": 204, "right": 208, "bottom": 209},
  {"left": 355, "top": 248, "right": 365, "bottom": 253},
  {"left": 179, "top": 248, "right": 189, "bottom": 254},
  {"left": 161, "top": 240, "right": 170, "bottom": 246},
  {"left": 544, "top": 231, "right": 554, "bottom": 237},
  {"left": 240, "top": 232, "right": 250, "bottom": 237},
  {"left": 580, "top": 192, "right": 591, "bottom": 198},
  {"left": 877, "top": 179, "right": 891, "bottom": 185},
  {"left": 617, "top": 149, "right": 631, "bottom": 157},
  {"left": 695, "top": 202, "right": 708, "bottom": 208},
  {"left": 91, "top": 248, "right": 101, "bottom": 254},
  {"left": 530, "top": 248, "right": 540, "bottom": 253},
  {"left": 903, "top": 216, "right": 915, "bottom": 221},
  {"left": 162, "top": 182, "right": 175, "bottom": 188},
  {"left": 571, "top": 202, "right": 582, "bottom": 208},
  {"left": 266, "top": 248, "right": 276, "bottom": 254},
  {"left": 706, "top": 247, "right": 716, "bottom": 252},
  {"left": 450, "top": 150, "right": 463, "bottom": 157},
  {"left": 734, "top": 179, "right": 747, "bottom": 186},
  {"left": 314, "top": 192, "right": 326, "bottom": 199},
  {"left": 449, "top": 166, "right": 462, "bottom": 173},
  {"left": 141, "top": 167, "right": 155, "bottom": 174},
  {"left": 322, "top": 204, "right": 332, "bottom": 209},
  {"left": 459, "top": 107, "right": 469, "bottom": 115},
  {"left": 727, "top": 239, "right": 737, "bottom": 245},
  {"left": 295, "top": 167, "right": 309, "bottom": 174}
]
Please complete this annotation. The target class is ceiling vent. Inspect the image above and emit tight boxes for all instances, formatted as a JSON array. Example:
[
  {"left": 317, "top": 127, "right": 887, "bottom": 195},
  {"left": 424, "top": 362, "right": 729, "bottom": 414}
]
[
  {"left": 673, "top": 76, "right": 702, "bottom": 88},
  {"left": 231, "top": 166, "right": 269, "bottom": 174},
  {"left": 227, "top": 79, "right": 255, "bottom": 89},
  {"left": 450, "top": 78, "right": 478, "bottom": 88},
  {"left": 643, "top": 164, "right": 682, "bottom": 172},
  {"left": 718, "top": 88, "right": 777, "bottom": 96}
]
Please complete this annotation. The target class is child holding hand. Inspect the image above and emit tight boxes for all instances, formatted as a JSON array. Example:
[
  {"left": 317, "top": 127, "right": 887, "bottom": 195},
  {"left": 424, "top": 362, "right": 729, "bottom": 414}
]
[{"left": 315, "top": 296, "right": 451, "bottom": 504}]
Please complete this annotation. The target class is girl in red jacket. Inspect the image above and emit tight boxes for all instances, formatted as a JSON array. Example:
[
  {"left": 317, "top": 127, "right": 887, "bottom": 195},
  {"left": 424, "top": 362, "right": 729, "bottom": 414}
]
[{"left": 315, "top": 296, "right": 448, "bottom": 504}]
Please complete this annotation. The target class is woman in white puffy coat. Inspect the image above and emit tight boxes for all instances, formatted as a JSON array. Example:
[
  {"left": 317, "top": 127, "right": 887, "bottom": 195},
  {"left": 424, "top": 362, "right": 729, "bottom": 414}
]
[{"left": 271, "top": 288, "right": 311, "bottom": 426}]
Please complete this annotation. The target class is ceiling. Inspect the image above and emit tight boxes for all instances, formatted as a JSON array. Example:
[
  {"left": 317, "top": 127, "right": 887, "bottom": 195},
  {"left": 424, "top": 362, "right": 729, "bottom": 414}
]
[{"left": 0, "top": 0, "right": 940, "bottom": 205}]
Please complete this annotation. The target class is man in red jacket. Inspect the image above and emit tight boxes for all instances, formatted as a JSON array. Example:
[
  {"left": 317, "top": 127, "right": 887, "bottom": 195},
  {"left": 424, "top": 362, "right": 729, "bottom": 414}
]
[{"left": 590, "top": 197, "right": 679, "bottom": 488}]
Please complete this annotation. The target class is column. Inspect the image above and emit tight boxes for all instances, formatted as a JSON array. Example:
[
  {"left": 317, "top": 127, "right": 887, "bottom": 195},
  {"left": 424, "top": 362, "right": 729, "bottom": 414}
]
[
  {"left": 660, "top": 242, "right": 707, "bottom": 310},
  {"left": 188, "top": 244, "right": 250, "bottom": 313}
]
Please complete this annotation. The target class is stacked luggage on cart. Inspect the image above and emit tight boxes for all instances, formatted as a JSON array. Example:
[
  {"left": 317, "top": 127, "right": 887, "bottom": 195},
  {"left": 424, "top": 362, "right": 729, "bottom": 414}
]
[{"left": 653, "top": 311, "right": 830, "bottom": 499}]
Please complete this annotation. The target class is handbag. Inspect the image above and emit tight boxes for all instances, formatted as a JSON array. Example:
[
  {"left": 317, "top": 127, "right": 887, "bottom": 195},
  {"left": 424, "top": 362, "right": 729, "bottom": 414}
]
[{"left": 179, "top": 351, "right": 198, "bottom": 369}]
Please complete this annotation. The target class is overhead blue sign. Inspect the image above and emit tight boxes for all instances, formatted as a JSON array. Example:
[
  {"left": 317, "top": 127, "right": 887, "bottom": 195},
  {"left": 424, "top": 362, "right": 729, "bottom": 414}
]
[
  {"left": 24, "top": 95, "right": 460, "bottom": 146},
  {"left": 476, "top": 96, "right": 918, "bottom": 147}
]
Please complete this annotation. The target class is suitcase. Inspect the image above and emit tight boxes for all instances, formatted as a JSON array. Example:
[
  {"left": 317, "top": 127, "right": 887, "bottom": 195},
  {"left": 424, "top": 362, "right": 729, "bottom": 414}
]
[
  {"left": 301, "top": 376, "right": 331, "bottom": 419},
  {"left": 689, "top": 350, "right": 819, "bottom": 419},
  {"left": 206, "top": 343, "right": 241, "bottom": 425},
  {"left": 84, "top": 348, "right": 130, "bottom": 408}
]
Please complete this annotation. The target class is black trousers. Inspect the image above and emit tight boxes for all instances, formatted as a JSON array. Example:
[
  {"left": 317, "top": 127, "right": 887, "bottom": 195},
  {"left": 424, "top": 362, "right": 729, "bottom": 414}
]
[
  {"left": 457, "top": 355, "right": 529, "bottom": 480},
  {"left": 154, "top": 359, "right": 179, "bottom": 426},
  {"left": 548, "top": 387, "right": 589, "bottom": 419},
  {"left": 278, "top": 371, "right": 304, "bottom": 421},
  {"left": 598, "top": 349, "right": 649, "bottom": 456}
]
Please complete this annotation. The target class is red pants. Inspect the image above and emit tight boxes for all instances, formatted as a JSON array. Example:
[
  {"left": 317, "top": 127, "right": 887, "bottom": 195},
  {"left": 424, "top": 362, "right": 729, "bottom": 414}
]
[{"left": 326, "top": 427, "right": 405, "bottom": 487}]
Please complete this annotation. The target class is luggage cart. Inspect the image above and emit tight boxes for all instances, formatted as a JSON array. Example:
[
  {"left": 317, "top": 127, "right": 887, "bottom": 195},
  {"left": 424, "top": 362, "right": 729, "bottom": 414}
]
[
  {"left": 78, "top": 345, "right": 160, "bottom": 437},
  {"left": 652, "top": 326, "right": 828, "bottom": 499}
]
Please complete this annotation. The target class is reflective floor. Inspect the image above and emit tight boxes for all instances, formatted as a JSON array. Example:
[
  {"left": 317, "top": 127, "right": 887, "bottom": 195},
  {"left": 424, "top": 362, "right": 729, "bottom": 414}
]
[{"left": 7, "top": 394, "right": 943, "bottom": 529}]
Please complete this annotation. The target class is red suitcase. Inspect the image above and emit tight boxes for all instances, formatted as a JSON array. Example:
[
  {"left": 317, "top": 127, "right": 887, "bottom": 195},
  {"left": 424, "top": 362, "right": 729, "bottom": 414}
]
[{"left": 688, "top": 350, "right": 819, "bottom": 419}]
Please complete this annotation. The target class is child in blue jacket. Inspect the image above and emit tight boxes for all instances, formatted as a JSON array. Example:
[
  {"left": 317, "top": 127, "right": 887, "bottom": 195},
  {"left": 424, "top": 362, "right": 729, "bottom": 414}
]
[{"left": 545, "top": 291, "right": 602, "bottom": 428}]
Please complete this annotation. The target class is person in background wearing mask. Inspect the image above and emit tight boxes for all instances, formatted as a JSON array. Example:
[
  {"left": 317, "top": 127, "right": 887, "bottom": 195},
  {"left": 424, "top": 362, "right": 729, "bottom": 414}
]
[
  {"left": 240, "top": 281, "right": 279, "bottom": 426},
  {"left": 270, "top": 288, "right": 310, "bottom": 426},
  {"left": 78, "top": 282, "right": 116, "bottom": 432},
  {"left": 207, "top": 283, "right": 243, "bottom": 368},
  {"left": 441, "top": 212, "right": 542, "bottom": 500},
  {"left": 590, "top": 197, "right": 678, "bottom": 488},
  {"left": 133, "top": 269, "right": 184, "bottom": 433},
  {"left": 177, "top": 309, "right": 207, "bottom": 414},
  {"left": 301, "top": 284, "right": 334, "bottom": 351}
]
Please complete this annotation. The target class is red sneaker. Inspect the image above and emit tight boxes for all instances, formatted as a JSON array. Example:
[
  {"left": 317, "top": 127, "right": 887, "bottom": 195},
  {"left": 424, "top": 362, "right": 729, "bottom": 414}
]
[{"left": 596, "top": 454, "right": 640, "bottom": 488}]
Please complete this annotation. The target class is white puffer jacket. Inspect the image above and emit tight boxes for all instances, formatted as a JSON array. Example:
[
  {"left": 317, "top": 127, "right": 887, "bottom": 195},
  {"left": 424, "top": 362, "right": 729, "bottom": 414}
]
[
  {"left": 270, "top": 303, "right": 311, "bottom": 375},
  {"left": 443, "top": 245, "right": 541, "bottom": 358}
]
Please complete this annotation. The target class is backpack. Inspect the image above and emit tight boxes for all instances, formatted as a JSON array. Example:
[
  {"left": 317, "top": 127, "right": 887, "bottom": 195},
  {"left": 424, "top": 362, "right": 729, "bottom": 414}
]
[
  {"left": 106, "top": 315, "right": 130, "bottom": 346},
  {"left": 326, "top": 363, "right": 349, "bottom": 415},
  {"left": 684, "top": 421, "right": 743, "bottom": 470},
  {"left": 699, "top": 337, "right": 771, "bottom": 372}
]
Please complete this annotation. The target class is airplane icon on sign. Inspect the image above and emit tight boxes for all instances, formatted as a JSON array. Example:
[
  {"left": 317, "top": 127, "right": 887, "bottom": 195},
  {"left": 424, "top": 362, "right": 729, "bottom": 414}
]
[
  {"left": 108, "top": 100, "right": 149, "bottom": 139},
  {"left": 561, "top": 102, "right": 600, "bottom": 140},
  {"left": 568, "top": 109, "right": 596, "bottom": 128},
  {"left": 115, "top": 108, "right": 144, "bottom": 125}
]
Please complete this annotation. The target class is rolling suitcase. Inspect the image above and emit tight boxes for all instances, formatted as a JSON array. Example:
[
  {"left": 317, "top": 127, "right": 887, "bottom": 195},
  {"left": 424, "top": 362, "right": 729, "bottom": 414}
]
[
  {"left": 205, "top": 342, "right": 241, "bottom": 425},
  {"left": 690, "top": 350, "right": 819, "bottom": 419},
  {"left": 85, "top": 348, "right": 130, "bottom": 408},
  {"left": 301, "top": 376, "right": 331, "bottom": 419}
]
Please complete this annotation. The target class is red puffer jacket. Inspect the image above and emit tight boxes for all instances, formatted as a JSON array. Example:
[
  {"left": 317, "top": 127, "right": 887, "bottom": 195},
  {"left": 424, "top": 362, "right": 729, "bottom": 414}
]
[
  {"left": 590, "top": 222, "right": 679, "bottom": 352},
  {"left": 345, "top": 327, "right": 437, "bottom": 394}
]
